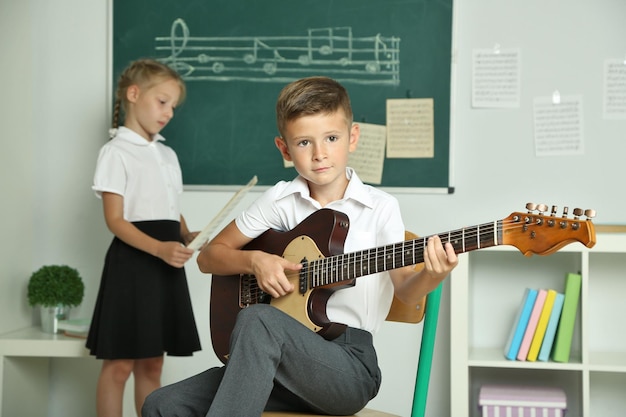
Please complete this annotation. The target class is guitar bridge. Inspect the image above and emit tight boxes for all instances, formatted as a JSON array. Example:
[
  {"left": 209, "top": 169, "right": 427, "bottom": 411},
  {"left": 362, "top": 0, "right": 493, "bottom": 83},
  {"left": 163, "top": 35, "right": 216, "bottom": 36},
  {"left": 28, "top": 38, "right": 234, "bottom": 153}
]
[{"left": 239, "top": 274, "right": 270, "bottom": 307}]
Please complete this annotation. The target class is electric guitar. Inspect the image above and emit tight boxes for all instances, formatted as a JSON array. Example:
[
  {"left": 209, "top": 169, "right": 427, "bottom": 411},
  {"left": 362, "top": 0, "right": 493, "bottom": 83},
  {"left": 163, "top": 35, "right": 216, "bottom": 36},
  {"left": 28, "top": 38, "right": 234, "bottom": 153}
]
[{"left": 209, "top": 203, "right": 596, "bottom": 363}]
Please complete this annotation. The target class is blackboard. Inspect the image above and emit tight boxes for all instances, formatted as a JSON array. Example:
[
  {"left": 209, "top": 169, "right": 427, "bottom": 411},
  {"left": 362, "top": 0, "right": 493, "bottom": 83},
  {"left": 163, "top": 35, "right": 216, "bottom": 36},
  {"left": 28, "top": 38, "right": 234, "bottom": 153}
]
[{"left": 113, "top": 0, "right": 453, "bottom": 190}]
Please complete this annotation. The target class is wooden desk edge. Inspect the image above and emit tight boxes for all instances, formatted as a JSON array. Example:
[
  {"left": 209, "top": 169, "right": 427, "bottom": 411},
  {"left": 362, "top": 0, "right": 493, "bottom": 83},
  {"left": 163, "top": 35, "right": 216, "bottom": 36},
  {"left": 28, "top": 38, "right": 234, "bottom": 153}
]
[{"left": 596, "top": 224, "right": 626, "bottom": 233}]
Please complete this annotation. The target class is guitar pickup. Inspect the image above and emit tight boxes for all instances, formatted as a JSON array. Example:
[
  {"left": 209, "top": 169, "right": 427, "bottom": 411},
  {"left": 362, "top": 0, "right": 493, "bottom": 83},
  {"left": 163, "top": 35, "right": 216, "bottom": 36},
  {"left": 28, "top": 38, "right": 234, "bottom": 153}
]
[{"left": 299, "top": 258, "right": 308, "bottom": 294}]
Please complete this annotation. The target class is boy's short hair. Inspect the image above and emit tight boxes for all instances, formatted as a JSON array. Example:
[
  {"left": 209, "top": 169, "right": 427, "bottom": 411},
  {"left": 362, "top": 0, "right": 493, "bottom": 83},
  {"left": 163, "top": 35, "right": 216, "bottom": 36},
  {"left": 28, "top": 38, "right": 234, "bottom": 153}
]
[{"left": 276, "top": 76, "right": 353, "bottom": 138}]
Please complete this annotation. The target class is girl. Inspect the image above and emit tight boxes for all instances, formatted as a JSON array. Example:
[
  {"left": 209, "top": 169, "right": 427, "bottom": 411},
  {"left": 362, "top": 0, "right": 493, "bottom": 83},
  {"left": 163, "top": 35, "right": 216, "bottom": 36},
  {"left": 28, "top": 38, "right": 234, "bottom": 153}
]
[{"left": 87, "top": 59, "right": 201, "bottom": 417}]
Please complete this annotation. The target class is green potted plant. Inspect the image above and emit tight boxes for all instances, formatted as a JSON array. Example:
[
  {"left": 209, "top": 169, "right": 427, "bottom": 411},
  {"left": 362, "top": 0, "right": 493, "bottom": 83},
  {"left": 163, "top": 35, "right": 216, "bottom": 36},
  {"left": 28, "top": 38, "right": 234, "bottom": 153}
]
[{"left": 27, "top": 265, "right": 85, "bottom": 333}]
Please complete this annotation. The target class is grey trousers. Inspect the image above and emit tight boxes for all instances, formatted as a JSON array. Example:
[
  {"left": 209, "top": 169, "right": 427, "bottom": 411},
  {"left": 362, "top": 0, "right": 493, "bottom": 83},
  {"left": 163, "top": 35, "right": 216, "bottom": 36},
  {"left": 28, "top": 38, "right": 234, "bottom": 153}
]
[{"left": 142, "top": 304, "right": 382, "bottom": 417}]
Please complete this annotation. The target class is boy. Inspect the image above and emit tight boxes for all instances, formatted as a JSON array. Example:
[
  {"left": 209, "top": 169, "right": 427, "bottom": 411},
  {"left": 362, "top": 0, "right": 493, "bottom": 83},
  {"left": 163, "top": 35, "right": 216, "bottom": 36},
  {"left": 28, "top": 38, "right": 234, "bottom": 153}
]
[{"left": 142, "top": 76, "right": 457, "bottom": 417}]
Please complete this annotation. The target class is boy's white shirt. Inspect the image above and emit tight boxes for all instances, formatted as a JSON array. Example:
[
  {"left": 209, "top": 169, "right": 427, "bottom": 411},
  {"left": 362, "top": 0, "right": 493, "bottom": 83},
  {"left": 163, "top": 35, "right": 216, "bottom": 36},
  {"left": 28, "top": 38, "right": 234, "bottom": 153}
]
[{"left": 236, "top": 168, "right": 405, "bottom": 334}]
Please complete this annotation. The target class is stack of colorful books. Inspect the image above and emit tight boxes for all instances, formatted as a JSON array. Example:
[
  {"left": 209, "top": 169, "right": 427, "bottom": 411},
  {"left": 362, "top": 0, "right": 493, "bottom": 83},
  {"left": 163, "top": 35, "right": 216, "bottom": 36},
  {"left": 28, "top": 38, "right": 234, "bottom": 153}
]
[{"left": 504, "top": 272, "right": 581, "bottom": 362}]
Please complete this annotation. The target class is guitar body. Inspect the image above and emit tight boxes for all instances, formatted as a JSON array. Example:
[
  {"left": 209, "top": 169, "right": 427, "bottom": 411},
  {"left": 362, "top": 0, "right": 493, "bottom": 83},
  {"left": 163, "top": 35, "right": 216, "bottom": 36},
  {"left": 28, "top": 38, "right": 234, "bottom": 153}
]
[{"left": 210, "top": 209, "right": 350, "bottom": 363}]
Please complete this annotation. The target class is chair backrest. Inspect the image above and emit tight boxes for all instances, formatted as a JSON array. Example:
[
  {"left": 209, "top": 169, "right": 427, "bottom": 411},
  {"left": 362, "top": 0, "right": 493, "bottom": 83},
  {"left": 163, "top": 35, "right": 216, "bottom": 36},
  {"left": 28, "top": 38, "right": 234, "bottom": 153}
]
[
  {"left": 385, "top": 231, "right": 428, "bottom": 324},
  {"left": 385, "top": 293, "right": 427, "bottom": 323}
]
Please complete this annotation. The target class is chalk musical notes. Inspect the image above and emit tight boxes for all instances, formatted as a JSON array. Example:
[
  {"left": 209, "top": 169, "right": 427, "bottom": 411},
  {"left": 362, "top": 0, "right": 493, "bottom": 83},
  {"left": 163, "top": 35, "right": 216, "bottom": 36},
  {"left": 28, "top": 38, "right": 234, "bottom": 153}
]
[{"left": 156, "top": 19, "right": 400, "bottom": 85}]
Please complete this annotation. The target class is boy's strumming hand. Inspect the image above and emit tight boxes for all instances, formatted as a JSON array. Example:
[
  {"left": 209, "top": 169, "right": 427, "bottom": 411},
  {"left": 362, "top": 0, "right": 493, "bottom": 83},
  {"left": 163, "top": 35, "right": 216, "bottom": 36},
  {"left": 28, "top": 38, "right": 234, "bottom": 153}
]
[
  {"left": 157, "top": 241, "right": 195, "bottom": 268},
  {"left": 250, "top": 251, "right": 302, "bottom": 298}
]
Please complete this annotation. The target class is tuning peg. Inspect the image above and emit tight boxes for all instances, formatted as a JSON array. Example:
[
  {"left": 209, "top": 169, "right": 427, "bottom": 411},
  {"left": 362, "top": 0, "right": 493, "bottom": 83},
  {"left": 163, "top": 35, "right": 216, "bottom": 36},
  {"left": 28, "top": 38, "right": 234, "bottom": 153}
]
[
  {"left": 550, "top": 205, "right": 558, "bottom": 216},
  {"left": 562, "top": 206, "right": 569, "bottom": 218},
  {"left": 584, "top": 209, "right": 596, "bottom": 219},
  {"left": 573, "top": 208, "right": 583, "bottom": 219},
  {"left": 536, "top": 204, "right": 548, "bottom": 214},
  {"left": 526, "top": 202, "right": 537, "bottom": 213}
]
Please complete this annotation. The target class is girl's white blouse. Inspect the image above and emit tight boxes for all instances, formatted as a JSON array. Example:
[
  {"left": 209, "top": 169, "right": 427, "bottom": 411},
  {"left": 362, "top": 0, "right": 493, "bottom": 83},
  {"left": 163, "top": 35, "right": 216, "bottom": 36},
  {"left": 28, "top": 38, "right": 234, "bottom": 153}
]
[{"left": 92, "top": 127, "right": 183, "bottom": 222}]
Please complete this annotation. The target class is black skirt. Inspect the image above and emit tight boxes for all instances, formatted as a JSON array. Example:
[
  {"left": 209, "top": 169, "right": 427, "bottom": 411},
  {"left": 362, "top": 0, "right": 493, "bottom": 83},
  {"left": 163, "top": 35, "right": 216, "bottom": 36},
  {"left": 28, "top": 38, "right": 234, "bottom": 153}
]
[{"left": 86, "top": 220, "right": 202, "bottom": 359}]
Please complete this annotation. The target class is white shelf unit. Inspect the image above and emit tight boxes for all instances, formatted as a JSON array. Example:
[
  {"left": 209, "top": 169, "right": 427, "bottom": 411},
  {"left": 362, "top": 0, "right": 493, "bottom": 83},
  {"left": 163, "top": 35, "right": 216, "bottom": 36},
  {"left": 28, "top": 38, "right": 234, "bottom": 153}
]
[
  {"left": 450, "top": 232, "right": 626, "bottom": 417},
  {"left": 0, "top": 326, "right": 95, "bottom": 416}
]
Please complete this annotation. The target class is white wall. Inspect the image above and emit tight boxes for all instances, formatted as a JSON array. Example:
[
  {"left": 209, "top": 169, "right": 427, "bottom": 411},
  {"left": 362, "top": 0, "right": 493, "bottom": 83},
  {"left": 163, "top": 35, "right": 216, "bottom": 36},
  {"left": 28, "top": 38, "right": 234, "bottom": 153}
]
[
  {"left": 2, "top": 0, "right": 624, "bottom": 416},
  {"left": 1, "top": 0, "right": 35, "bottom": 335}
]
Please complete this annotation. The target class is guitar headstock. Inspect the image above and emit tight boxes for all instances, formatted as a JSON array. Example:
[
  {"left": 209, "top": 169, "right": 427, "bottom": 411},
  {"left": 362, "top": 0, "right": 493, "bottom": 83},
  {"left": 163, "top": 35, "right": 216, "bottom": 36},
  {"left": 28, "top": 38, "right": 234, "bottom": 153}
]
[{"left": 502, "top": 203, "right": 597, "bottom": 256}]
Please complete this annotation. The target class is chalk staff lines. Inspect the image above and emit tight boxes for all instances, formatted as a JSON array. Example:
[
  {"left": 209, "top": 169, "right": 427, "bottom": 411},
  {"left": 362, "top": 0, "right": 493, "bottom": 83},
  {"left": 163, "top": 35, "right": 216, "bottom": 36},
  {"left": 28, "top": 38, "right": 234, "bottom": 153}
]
[{"left": 155, "top": 18, "right": 401, "bottom": 85}]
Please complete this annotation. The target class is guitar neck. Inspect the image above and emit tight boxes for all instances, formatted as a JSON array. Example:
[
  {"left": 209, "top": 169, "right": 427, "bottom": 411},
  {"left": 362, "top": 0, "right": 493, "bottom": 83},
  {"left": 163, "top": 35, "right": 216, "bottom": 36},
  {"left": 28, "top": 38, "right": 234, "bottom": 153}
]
[{"left": 306, "top": 220, "right": 501, "bottom": 287}]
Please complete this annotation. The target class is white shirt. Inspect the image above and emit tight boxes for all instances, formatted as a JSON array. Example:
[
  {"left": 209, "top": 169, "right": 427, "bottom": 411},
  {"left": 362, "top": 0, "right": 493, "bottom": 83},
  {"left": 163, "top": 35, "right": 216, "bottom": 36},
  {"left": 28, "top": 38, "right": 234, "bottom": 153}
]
[
  {"left": 235, "top": 168, "right": 405, "bottom": 334},
  {"left": 92, "top": 127, "right": 183, "bottom": 222}
]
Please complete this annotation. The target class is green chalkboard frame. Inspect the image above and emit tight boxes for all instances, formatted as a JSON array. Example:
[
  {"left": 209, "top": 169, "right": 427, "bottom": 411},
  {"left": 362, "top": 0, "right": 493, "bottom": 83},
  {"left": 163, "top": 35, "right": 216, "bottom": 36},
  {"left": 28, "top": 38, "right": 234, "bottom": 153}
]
[{"left": 113, "top": 0, "right": 453, "bottom": 191}]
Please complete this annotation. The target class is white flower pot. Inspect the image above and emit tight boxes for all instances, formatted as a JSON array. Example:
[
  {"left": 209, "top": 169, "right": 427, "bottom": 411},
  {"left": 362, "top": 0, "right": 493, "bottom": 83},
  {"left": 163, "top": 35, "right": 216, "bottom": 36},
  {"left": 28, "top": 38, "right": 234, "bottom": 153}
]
[{"left": 40, "top": 305, "right": 70, "bottom": 334}]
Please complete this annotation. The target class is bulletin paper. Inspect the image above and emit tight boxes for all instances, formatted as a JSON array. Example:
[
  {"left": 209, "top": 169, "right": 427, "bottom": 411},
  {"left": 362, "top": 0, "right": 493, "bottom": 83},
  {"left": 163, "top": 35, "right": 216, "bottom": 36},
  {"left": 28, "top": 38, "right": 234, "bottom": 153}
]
[
  {"left": 533, "top": 95, "right": 584, "bottom": 157},
  {"left": 386, "top": 98, "right": 434, "bottom": 158},
  {"left": 348, "top": 122, "right": 386, "bottom": 185},
  {"left": 472, "top": 48, "right": 521, "bottom": 108},
  {"left": 603, "top": 59, "right": 626, "bottom": 119}
]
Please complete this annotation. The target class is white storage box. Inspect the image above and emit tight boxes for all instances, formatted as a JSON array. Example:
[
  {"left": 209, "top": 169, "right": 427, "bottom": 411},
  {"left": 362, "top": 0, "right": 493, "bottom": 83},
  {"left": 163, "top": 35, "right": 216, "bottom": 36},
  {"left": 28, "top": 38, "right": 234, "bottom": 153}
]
[{"left": 478, "top": 385, "right": 567, "bottom": 417}]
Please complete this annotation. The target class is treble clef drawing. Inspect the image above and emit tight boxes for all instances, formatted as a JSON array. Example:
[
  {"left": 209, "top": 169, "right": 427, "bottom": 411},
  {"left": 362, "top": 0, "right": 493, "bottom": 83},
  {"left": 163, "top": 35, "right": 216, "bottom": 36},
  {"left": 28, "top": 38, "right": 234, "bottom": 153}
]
[{"left": 160, "top": 18, "right": 195, "bottom": 77}]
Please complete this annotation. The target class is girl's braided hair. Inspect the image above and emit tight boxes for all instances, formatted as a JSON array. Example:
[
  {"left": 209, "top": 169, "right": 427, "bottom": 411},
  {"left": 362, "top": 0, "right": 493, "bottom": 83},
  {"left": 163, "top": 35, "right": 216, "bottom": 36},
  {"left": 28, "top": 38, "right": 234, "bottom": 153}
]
[{"left": 110, "top": 59, "right": 186, "bottom": 134}]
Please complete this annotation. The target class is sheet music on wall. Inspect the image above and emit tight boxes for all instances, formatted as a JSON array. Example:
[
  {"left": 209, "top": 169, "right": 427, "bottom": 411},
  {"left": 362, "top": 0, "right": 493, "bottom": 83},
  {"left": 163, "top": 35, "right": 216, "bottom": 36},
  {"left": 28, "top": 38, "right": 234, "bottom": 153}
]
[
  {"left": 533, "top": 95, "right": 584, "bottom": 157},
  {"left": 603, "top": 59, "right": 626, "bottom": 119},
  {"left": 348, "top": 122, "right": 386, "bottom": 184},
  {"left": 472, "top": 47, "right": 521, "bottom": 108},
  {"left": 386, "top": 98, "right": 434, "bottom": 158}
]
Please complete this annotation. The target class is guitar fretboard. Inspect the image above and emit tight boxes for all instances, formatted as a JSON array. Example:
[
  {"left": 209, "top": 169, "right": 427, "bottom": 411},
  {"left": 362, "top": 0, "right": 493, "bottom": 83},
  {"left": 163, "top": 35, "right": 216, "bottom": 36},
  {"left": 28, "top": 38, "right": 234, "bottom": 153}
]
[{"left": 305, "top": 220, "right": 502, "bottom": 288}]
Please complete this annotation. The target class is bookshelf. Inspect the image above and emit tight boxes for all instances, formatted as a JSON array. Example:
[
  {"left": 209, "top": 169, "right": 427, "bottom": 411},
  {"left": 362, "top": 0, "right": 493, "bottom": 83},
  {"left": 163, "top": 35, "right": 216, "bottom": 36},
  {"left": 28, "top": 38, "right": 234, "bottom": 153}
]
[{"left": 450, "top": 231, "right": 626, "bottom": 417}]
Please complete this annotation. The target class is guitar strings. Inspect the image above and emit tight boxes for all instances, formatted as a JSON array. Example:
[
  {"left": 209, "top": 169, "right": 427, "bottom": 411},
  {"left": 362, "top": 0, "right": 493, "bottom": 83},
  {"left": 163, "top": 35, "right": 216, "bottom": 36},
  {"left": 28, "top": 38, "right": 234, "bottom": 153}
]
[{"left": 241, "top": 216, "right": 583, "bottom": 295}]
